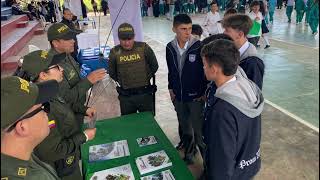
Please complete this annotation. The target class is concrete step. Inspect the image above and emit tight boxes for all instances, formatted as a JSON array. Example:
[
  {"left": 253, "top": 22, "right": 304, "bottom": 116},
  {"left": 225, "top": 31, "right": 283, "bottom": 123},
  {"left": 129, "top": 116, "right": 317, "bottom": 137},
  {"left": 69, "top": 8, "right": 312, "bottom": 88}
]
[
  {"left": 1, "top": 56, "right": 20, "bottom": 73},
  {"left": 1, "top": 15, "right": 28, "bottom": 37},
  {"left": 16, "top": 21, "right": 28, "bottom": 28},
  {"left": 34, "top": 28, "right": 45, "bottom": 35},
  {"left": 1, "top": 20, "right": 41, "bottom": 60}
]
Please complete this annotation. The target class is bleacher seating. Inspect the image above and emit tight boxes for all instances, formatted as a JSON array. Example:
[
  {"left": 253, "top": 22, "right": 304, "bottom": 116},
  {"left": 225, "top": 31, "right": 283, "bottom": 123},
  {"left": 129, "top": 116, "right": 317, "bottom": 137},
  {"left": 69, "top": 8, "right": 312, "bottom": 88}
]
[{"left": 1, "top": 14, "right": 43, "bottom": 77}]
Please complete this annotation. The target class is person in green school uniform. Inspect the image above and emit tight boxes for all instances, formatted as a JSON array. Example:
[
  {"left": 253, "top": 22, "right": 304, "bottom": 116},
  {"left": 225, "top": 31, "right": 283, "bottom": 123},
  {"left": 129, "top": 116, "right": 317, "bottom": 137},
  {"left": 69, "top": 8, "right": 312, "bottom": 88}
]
[
  {"left": 295, "top": 0, "right": 306, "bottom": 24},
  {"left": 308, "top": 0, "right": 319, "bottom": 35},
  {"left": 305, "top": 0, "right": 313, "bottom": 24}
]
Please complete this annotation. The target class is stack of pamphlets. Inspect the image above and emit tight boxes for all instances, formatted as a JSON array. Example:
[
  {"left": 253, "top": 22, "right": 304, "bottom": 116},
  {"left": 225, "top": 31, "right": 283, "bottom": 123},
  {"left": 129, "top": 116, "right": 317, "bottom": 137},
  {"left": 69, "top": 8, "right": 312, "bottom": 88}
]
[
  {"left": 136, "top": 150, "right": 172, "bottom": 175},
  {"left": 89, "top": 140, "right": 130, "bottom": 162},
  {"left": 140, "top": 170, "right": 175, "bottom": 180},
  {"left": 81, "top": 46, "right": 110, "bottom": 60},
  {"left": 89, "top": 164, "right": 135, "bottom": 180},
  {"left": 136, "top": 136, "right": 157, "bottom": 147}
]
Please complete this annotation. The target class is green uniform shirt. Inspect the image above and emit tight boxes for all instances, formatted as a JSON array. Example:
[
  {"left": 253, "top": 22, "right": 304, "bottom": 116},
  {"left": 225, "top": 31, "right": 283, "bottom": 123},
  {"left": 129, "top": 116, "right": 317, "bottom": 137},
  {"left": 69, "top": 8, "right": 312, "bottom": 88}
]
[
  {"left": 34, "top": 96, "right": 86, "bottom": 168},
  {"left": 49, "top": 48, "right": 92, "bottom": 115},
  {"left": 108, "top": 42, "right": 159, "bottom": 86},
  {"left": 1, "top": 153, "right": 60, "bottom": 180}
]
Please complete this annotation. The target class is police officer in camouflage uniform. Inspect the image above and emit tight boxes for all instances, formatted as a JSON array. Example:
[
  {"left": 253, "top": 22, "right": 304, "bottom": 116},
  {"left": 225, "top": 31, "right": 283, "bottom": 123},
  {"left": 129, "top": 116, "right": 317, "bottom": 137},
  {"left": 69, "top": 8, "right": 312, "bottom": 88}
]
[
  {"left": 108, "top": 23, "right": 159, "bottom": 115},
  {"left": 47, "top": 23, "right": 107, "bottom": 129},
  {"left": 1, "top": 76, "right": 60, "bottom": 180},
  {"left": 17, "top": 50, "right": 97, "bottom": 180}
]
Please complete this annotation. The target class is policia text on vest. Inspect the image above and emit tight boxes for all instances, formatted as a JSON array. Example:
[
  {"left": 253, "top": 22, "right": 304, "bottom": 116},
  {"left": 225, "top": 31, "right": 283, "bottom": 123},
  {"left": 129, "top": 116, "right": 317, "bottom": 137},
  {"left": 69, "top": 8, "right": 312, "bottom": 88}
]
[{"left": 108, "top": 42, "right": 159, "bottom": 115}]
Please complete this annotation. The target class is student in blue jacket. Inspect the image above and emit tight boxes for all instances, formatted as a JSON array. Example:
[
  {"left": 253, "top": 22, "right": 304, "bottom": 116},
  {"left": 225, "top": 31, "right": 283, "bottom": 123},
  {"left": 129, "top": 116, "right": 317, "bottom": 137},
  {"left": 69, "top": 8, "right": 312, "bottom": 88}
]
[
  {"left": 201, "top": 39, "right": 264, "bottom": 180},
  {"left": 166, "top": 14, "right": 208, "bottom": 164},
  {"left": 222, "top": 14, "right": 265, "bottom": 90}
]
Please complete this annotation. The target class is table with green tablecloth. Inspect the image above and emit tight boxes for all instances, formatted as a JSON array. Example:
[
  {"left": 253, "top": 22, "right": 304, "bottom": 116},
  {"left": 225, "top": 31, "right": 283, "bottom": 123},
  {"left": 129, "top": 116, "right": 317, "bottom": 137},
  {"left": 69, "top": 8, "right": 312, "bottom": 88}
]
[{"left": 81, "top": 112, "right": 195, "bottom": 180}]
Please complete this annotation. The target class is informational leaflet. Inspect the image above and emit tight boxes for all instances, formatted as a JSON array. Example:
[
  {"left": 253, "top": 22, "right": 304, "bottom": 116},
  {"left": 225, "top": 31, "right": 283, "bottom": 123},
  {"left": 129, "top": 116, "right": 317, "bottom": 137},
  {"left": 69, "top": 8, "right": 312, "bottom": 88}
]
[
  {"left": 136, "top": 136, "right": 158, "bottom": 147},
  {"left": 140, "top": 170, "right": 175, "bottom": 180},
  {"left": 136, "top": 150, "right": 172, "bottom": 175},
  {"left": 89, "top": 164, "right": 135, "bottom": 180},
  {"left": 89, "top": 140, "right": 130, "bottom": 162}
]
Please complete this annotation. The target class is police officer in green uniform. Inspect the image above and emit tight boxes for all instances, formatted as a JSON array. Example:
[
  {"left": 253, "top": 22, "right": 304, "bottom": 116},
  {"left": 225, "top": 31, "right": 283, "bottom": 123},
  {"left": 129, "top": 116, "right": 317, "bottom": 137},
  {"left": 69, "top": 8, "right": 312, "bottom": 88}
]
[
  {"left": 1, "top": 76, "right": 60, "bottom": 180},
  {"left": 108, "top": 23, "right": 159, "bottom": 115},
  {"left": 17, "top": 50, "right": 97, "bottom": 180},
  {"left": 47, "top": 23, "right": 107, "bottom": 129}
]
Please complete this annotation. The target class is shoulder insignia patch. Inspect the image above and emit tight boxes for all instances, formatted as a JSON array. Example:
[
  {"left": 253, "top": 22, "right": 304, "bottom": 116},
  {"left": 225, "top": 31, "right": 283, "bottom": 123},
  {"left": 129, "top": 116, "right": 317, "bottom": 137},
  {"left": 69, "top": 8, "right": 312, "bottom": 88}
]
[
  {"left": 66, "top": 156, "right": 74, "bottom": 165},
  {"left": 17, "top": 167, "right": 27, "bottom": 176}
]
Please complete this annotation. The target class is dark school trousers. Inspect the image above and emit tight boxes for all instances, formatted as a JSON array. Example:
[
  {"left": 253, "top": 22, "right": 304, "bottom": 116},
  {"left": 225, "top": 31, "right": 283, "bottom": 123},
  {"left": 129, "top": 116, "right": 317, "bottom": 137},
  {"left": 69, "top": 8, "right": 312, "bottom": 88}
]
[{"left": 173, "top": 99, "right": 206, "bottom": 159}]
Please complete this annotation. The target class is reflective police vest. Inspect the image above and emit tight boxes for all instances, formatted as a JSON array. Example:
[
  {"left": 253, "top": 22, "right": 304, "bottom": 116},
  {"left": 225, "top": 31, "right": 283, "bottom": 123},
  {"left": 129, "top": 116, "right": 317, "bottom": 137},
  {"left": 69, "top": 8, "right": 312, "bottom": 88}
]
[{"left": 115, "top": 42, "right": 149, "bottom": 89}]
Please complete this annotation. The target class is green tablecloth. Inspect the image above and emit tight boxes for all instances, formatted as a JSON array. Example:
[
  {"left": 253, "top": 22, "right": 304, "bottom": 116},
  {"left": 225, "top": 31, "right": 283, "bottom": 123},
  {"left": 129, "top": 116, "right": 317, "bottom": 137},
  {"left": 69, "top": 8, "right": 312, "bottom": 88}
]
[{"left": 81, "top": 112, "right": 195, "bottom": 180}]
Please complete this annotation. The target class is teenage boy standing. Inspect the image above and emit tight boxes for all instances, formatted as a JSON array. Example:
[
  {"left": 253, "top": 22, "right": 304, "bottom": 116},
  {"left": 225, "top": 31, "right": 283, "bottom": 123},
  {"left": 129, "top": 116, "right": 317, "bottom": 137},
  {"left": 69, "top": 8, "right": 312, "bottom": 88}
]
[
  {"left": 201, "top": 39, "right": 264, "bottom": 180},
  {"left": 222, "top": 14, "right": 265, "bottom": 89},
  {"left": 166, "top": 14, "right": 208, "bottom": 164}
]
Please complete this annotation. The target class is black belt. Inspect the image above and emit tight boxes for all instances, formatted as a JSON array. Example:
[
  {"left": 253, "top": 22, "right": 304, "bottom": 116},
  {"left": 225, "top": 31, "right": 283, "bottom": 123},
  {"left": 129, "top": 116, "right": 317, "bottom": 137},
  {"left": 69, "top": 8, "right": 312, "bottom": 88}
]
[{"left": 116, "top": 85, "right": 157, "bottom": 96}]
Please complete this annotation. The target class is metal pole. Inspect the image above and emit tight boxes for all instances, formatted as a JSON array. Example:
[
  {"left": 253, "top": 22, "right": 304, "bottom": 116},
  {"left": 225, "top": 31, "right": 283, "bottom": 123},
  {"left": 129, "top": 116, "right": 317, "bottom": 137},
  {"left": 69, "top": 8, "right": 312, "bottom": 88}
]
[{"left": 152, "top": 75, "right": 156, "bottom": 116}]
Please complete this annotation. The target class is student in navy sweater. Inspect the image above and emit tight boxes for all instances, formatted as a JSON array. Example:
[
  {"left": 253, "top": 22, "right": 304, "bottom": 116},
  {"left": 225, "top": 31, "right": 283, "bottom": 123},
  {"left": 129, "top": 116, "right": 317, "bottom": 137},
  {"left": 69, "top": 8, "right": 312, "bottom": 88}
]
[
  {"left": 201, "top": 39, "right": 264, "bottom": 180},
  {"left": 166, "top": 14, "right": 208, "bottom": 164},
  {"left": 222, "top": 14, "right": 265, "bottom": 90}
]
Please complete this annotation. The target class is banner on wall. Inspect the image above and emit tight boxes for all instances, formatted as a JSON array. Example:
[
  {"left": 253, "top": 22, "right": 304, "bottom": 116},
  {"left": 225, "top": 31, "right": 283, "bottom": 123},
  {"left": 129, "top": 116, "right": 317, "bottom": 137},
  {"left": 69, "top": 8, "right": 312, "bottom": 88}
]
[{"left": 109, "top": 0, "right": 144, "bottom": 45}]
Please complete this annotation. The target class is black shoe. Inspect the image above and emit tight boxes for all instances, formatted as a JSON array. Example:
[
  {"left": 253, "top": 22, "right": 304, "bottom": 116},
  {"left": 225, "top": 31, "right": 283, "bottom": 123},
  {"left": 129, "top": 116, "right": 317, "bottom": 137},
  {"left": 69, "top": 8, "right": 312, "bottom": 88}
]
[
  {"left": 288, "top": 19, "right": 291, "bottom": 23},
  {"left": 256, "top": 44, "right": 261, "bottom": 48},
  {"left": 264, "top": 45, "right": 270, "bottom": 49},
  {"left": 175, "top": 141, "right": 184, "bottom": 150}
]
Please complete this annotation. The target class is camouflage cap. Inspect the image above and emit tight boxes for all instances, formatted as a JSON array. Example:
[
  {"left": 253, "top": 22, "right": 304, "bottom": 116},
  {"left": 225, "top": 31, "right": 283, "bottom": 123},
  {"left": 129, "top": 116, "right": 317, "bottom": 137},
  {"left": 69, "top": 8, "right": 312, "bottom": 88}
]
[
  {"left": 118, "top": 23, "right": 135, "bottom": 39},
  {"left": 47, "top": 23, "right": 80, "bottom": 41},
  {"left": 22, "top": 50, "right": 66, "bottom": 81},
  {"left": 1, "top": 76, "right": 59, "bottom": 130}
]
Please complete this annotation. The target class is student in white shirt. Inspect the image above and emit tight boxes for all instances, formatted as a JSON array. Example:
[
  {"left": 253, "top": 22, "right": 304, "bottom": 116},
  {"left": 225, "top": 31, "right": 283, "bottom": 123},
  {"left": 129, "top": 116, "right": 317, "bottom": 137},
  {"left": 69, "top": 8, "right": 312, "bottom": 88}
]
[
  {"left": 247, "top": 1, "right": 263, "bottom": 47},
  {"left": 202, "top": 1, "right": 221, "bottom": 37}
]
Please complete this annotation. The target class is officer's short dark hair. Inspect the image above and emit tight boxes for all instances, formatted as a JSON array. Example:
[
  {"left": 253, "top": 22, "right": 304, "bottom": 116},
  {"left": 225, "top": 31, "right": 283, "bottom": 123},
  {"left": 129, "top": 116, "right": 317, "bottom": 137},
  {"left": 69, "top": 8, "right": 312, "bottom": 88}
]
[
  {"left": 192, "top": 24, "right": 203, "bottom": 36},
  {"left": 50, "top": 41, "right": 54, "bottom": 48},
  {"left": 201, "top": 39, "right": 239, "bottom": 76},
  {"left": 201, "top": 33, "right": 233, "bottom": 47},
  {"left": 173, "top": 14, "right": 192, "bottom": 27},
  {"left": 222, "top": 14, "right": 253, "bottom": 36}
]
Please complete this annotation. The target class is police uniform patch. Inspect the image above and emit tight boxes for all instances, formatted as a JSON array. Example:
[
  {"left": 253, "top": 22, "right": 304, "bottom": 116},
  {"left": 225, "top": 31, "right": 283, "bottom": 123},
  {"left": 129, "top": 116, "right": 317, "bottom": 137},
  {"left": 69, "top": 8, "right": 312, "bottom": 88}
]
[
  {"left": 18, "top": 78, "right": 30, "bottom": 93},
  {"left": 66, "top": 156, "right": 74, "bottom": 165},
  {"left": 57, "top": 25, "right": 68, "bottom": 33},
  {"left": 189, "top": 54, "right": 196, "bottom": 62},
  {"left": 68, "top": 69, "right": 76, "bottom": 80},
  {"left": 40, "top": 51, "right": 48, "bottom": 59},
  {"left": 17, "top": 167, "right": 27, "bottom": 176}
]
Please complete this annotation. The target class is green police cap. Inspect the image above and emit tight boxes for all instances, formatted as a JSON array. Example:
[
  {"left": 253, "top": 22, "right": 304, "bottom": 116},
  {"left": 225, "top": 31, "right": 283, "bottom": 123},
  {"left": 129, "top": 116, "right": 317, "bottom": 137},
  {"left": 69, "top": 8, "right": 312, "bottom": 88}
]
[
  {"left": 22, "top": 50, "right": 66, "bottom": 81},
  {"left": 47, "top": 23, "right": 79, "bottom": 41},
  {"left": 118, "top": 23, "right": 135, "bottom": 39},
  {"left": 1, "top": 76, "right": 59, "bottom": 130}
]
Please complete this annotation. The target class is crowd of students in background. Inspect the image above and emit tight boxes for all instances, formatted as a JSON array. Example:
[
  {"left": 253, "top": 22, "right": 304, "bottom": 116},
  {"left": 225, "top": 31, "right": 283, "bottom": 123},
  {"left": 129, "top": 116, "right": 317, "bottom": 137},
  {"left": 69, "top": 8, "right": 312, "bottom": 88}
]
[
  {"left": 6, "top": 0, "right": 57, "bottom": 22},
  {"left": 140, "top": 0, "right": 319, "bottom": 35}
]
